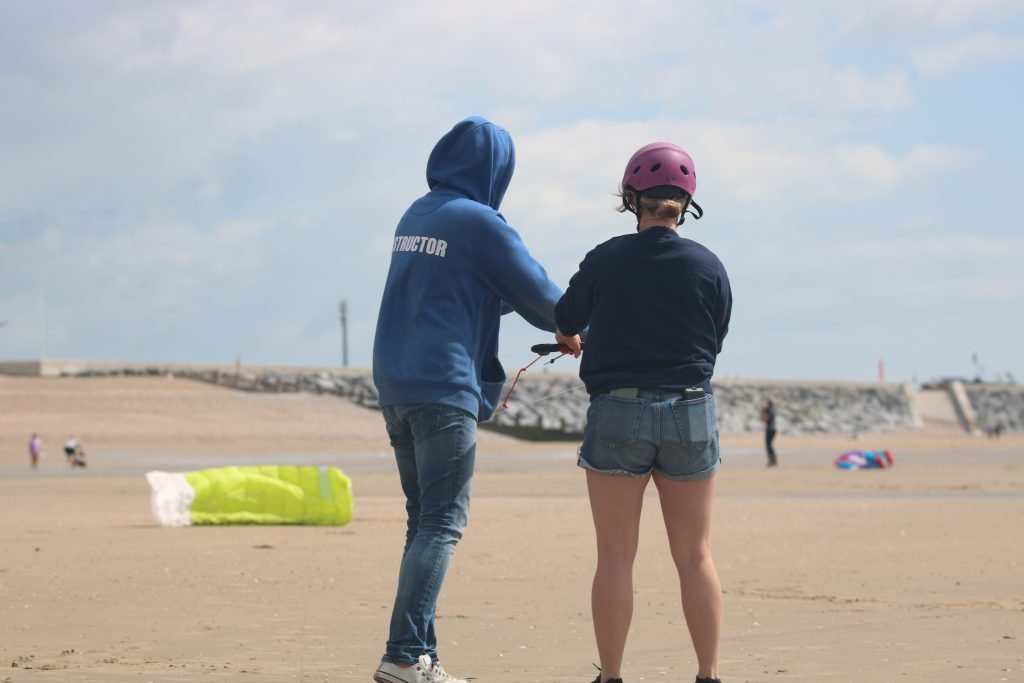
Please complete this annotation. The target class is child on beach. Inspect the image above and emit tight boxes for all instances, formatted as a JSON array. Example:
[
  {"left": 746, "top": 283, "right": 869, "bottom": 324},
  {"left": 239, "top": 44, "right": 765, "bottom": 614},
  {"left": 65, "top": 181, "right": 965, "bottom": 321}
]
[
  {"left": 28, "top": 433, "right": 43, "bottom": 468},
  {"left": 371, "top": 116, "right": 576, "bottom": 683},
  {"left": 554, "top": 142, "right": 732, "bottom": 683}
]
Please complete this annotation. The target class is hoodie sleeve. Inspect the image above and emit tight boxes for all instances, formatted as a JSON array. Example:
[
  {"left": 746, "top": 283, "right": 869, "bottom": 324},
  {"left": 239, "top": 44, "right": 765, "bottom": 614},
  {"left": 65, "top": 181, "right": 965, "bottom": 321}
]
[
  {"left": 476, "top": 215, "right": 562, "bottom": 333},
  {"left": 554, "top": 247, "right": 599, "bottom": 336}
]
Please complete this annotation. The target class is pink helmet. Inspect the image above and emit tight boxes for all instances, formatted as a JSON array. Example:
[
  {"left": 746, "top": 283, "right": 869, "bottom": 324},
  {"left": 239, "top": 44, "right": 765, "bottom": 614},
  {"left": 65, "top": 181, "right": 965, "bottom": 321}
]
[
  {"left": 621, "top": 142, "right": 702, "bottom": 222},
  {"left": 622, "top": 142, "right": 697, "bottom": 196}
]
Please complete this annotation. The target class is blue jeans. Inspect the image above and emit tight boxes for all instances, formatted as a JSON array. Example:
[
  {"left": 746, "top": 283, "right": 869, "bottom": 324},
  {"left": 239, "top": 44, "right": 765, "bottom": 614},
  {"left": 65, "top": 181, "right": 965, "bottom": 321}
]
[
  {"left": 381, "top": 403, "right": 477, "bottom": 664},
  {"left": 579, "top": 390, "right": 720, "bottom": 480}
]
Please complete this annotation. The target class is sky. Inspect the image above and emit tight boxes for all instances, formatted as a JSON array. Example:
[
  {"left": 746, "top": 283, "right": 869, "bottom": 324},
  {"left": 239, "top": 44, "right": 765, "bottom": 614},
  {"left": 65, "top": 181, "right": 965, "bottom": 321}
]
[{"left": 1, "top": 0, "right": 1022, "bottom": 384}]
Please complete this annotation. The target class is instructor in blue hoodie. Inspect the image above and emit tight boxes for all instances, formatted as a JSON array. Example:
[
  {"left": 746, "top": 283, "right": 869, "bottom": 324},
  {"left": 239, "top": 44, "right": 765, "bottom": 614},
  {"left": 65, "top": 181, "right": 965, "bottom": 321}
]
[{"left": 372, "top": 116, "right": 573, "bottom": 683}]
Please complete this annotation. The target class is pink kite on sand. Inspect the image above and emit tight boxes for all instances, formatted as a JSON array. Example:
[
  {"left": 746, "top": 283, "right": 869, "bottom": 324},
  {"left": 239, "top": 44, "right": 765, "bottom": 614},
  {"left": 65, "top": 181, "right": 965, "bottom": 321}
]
[{"left": 834, "top": 449, "right": 893, "bottom": 470}]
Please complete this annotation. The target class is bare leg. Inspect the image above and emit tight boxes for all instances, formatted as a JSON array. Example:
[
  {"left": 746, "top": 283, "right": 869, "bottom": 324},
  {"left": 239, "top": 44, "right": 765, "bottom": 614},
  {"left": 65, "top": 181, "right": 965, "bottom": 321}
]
[
  {"left": 653, "top": 474, "right": 721, "bottom": 681},
  {"left": 586, "top": 470, "right": 650, "bottom": 682}
]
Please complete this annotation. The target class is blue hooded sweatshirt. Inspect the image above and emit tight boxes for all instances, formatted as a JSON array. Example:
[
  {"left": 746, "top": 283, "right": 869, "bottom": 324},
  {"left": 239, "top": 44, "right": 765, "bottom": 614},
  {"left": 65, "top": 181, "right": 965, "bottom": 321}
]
[{"left": 372, "top": 117, "right": 563, "bottom": 421}]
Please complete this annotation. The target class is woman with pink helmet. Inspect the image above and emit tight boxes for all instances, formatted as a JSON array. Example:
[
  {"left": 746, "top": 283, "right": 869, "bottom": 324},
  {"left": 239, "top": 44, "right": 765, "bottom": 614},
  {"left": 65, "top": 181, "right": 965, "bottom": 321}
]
[{"left": 555, "top": 142, "right": 731, "bottom": 683}]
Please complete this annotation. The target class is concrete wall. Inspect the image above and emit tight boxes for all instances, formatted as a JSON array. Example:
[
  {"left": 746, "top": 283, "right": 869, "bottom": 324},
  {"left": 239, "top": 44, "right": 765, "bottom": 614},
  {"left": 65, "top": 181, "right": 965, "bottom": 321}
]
[
  {"left": 913, "top": 388, "right": 961, "bottom": 426},
  {"left": 0, "top": 361, "right": 43, "bottom": 376}
]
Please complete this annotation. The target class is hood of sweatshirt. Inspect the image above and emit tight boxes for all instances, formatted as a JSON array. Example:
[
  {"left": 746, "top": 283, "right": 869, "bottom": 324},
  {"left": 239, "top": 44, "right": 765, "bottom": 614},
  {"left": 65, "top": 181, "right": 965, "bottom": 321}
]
[{"left": 425, "top": 116, "right": 515, "bottom": 210}]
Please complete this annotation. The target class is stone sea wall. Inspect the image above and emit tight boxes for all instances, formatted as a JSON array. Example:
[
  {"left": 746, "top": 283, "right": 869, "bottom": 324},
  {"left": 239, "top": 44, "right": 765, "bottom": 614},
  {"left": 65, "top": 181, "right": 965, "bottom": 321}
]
[
  {"left": 60, "top": 364, "right": 383, "bottom": 410},
  {"left": 17, "top": 361, "right": 1020, "bottom": 438},
  {"left": 964, "top": 384, "right": 1024, "bottom": 433},
  {"left": 714, "top": 381, "right": 917, "bottom": 435},
  {"left": 487, "top": 376, "right": 918, "bottom": 438}
]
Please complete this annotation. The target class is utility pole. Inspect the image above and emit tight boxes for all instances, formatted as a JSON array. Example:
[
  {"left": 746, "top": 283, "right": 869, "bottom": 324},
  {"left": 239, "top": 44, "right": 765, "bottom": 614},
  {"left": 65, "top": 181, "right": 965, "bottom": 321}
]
[
  {"left": 339, "top": 300, "right": 348, "bottom": 367},
  {"left": 38, "top": 291, "right": 46, "bottom": 361}
]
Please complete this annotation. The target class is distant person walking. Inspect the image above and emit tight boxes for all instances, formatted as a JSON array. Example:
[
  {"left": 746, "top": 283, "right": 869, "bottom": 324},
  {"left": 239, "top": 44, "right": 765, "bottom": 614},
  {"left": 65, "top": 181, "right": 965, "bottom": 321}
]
[
  {"left": 554, "top": 141, "right": 731, "bottom": 683},
  {"left": 371, "top": 116, "right": 571, "bottom": 683},
  {"left": 28, "top": 433, "right": 43, "bottom": 468},
  {"left": 760, "top": 399, "right": 777, "bottom": 467}
]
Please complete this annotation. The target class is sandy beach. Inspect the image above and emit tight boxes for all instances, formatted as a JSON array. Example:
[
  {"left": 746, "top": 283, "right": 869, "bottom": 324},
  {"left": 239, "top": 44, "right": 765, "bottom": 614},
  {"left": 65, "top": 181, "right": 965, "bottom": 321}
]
[{"left": 0, "top": 375, "right": 1021, "bottom": 682}]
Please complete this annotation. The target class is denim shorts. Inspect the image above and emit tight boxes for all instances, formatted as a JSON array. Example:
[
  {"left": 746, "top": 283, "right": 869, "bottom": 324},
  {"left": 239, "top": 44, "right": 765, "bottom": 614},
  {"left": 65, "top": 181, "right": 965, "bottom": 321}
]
[{"left": 578, "top": 390, "right": 720, "bottom": 481}]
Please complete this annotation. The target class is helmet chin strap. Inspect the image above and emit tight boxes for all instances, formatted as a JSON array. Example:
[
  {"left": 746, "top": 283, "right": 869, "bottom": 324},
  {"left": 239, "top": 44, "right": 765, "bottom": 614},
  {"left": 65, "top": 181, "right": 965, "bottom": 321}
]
[
  {"left": 679, "top": 198, "right": 703, "bottom": 225},
  {"left": 624, "top": 191, "right": 639, "bottom": 218},
  {"left": 624, "top": 190, "right": 645, "bottom": 231}
]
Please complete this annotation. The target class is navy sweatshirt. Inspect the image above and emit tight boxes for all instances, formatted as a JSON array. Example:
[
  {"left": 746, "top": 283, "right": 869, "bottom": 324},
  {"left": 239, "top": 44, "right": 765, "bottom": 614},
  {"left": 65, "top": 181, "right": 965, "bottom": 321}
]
[
  {"left": 555, "top": 226, "right": 731, "bottom": 396},
  {"left": 372, "top": 117, "right": 563, "bottom": 421}
]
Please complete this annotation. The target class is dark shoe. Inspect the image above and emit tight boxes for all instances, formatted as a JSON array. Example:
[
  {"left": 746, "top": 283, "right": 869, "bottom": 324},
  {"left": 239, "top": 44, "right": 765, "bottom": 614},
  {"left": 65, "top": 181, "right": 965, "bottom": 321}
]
[
  {"left": 590, "top": 677, "right": 623, "bottom": 683},
  {"left": 695, "top": 677, "right": 722, "bottom": 683}
]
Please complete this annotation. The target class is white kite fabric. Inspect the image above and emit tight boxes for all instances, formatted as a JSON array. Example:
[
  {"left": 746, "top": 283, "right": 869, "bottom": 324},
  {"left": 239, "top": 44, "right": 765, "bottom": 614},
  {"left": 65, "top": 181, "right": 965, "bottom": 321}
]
[{"left": 145, "top": 465, "right": 354, "bottom": 527}]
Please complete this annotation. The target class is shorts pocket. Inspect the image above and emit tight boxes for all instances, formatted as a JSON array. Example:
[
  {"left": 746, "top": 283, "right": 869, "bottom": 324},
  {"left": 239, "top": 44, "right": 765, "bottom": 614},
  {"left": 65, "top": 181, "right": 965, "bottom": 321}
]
[
  {"left": 670, "top": 395, "right": 714, "bottom": 454},
  {"left": 594, "top": 395, "right": 644, "bottom": 447}
]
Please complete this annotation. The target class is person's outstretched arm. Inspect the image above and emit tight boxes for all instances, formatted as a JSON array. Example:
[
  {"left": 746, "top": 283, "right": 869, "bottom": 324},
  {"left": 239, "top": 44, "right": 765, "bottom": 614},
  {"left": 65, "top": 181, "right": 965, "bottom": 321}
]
[{"left": 477, "top": 216, "right": 563, "bottom": 332}]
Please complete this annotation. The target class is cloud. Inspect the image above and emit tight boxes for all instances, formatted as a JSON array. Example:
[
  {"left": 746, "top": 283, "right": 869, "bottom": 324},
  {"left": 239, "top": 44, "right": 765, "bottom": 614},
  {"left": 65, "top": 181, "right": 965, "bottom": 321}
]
[
  {"left": 715, "top": 232, "right": 1024, "bottom": 380},
  {"left": 2, "top": 218, "right": 273, "bottom": 314},
  {"left": 508, "top": 118, "right": 967, "bottom": 243},
  {"left": 0, "top": 1, "right": 935, "bottom": 213},
  {"left": 835, "top": 0, "right": 1024, "bottom": 33},
  {"left": 913, "top": 31, "right": 1024, "bottom": 75},
  {"left": 84, "top": 219, "right": 270, "bottom": 268},
  {"left": 0, "top": 216, "right": 281, "bottom": 360},
  {"left": 832, "top": 143, "right": 967, "bottom": 193},
  {"left": 723, "top": 232, "right": 1024, "bottom": 374},
  {"left": 807, "top": 235, "right": 1024, "bottom": 303},
  {"left": 831, "top": 67, "right": 914, "bottom": 109},
  {"left": 76, "top": 5, "right": 356, "bottom": 74}
]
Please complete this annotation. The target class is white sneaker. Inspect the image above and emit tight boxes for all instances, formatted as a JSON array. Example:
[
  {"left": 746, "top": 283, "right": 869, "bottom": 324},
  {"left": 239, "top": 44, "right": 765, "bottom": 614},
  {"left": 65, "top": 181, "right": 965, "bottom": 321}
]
[
  {"left": 374, "top": 654, "right": 467, "bottom": 683},
  {"left": 427, "top": 659, "right": 465, "bottom": 683}
]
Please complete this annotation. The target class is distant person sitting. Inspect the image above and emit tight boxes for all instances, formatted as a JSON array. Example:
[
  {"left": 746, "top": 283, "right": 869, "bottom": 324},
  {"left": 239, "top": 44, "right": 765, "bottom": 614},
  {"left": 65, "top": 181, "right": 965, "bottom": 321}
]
[
  {"left": 64, "top": 437, "right": 86, "bottom": 468},
  {"left": 29, "top": 433, "right": 43, "bottom": 469},
  {"left": 760, "top": 399, "right": 778, "bottom": 467}
]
